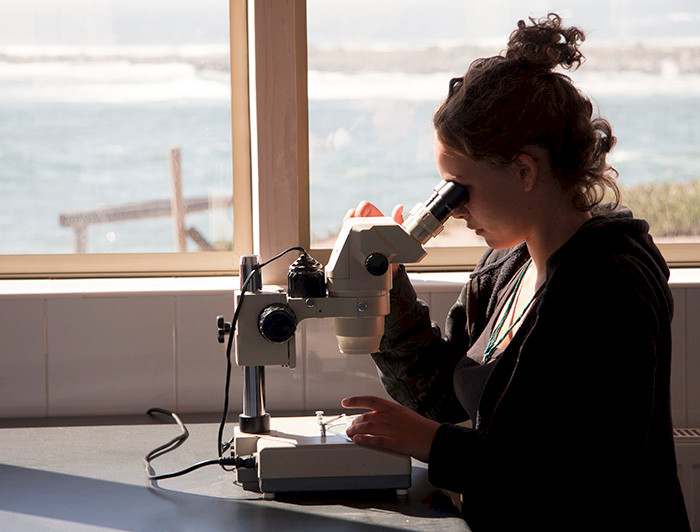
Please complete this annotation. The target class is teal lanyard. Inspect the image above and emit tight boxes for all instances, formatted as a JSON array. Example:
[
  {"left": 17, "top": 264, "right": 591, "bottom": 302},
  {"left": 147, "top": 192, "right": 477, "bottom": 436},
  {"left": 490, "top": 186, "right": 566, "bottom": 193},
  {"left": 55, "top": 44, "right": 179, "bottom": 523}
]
[{"left": 483, "top": 258, "right": 541, "bottom": 363}]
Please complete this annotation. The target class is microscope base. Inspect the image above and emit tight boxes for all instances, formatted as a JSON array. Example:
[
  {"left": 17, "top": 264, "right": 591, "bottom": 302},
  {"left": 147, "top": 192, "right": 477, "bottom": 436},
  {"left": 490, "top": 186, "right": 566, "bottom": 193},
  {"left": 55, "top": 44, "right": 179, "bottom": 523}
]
[{"left": 233, "top": 416, "right": 412, "bottom": 496}]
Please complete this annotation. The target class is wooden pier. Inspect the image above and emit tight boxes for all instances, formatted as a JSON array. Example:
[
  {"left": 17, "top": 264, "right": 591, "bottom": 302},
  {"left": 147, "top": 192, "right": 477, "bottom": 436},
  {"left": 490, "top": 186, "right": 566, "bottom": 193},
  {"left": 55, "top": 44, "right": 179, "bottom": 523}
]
[
  {"left": 58, "top": 147, "right": 232, "bottom": 253},
  {"left": 59, "top": 194, "right": 233, "bottom": 253}
]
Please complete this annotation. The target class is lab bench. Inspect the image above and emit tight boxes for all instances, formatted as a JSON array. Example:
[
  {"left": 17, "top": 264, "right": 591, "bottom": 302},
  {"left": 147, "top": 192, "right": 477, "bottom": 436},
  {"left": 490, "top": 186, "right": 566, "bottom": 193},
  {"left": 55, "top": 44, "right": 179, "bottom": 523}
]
[{"left": 0, "top": 414, "right": 470, "bottom": 531}]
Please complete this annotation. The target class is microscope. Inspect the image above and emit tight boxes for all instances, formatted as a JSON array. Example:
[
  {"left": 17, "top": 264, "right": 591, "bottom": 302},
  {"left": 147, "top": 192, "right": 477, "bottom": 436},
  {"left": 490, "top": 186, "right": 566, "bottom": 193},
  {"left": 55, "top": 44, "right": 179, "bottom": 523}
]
[{"left": 217, "top": 179, "right": 468, "bottom": 496}]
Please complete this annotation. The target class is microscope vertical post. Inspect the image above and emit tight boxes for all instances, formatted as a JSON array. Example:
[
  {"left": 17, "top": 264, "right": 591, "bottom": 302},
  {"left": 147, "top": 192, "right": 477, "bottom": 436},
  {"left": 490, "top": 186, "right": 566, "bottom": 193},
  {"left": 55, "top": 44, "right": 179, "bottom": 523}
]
[{"left": 239, "top": 255, "right": 271, "bottom": 434}]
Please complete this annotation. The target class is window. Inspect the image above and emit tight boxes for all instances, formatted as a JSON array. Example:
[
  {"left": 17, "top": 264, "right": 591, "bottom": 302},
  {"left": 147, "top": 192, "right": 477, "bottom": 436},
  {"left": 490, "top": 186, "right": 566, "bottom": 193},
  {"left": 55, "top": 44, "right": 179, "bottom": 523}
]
[
  {"left": 0, "top": 0, "right": 248, "bottom": 277},
  {"left": 304, "top": 0, "right": 700, "bottom": 269},
  {"left": 4, "top": 0, "right": 700, "bottom": 279}
]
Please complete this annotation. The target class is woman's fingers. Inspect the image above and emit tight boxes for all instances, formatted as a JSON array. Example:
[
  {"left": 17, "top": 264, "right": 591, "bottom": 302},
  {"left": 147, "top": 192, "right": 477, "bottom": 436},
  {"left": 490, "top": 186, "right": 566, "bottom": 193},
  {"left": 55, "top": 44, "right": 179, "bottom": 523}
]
[
  {"left": 341, "top": 395, "right": 393, "bottom": 412},
  {"left": 391, "top": 204, "right": 404, "bottom": 224},
  {"left": 346, "top": 410, "right": 389, "bottom": 432},
  {"left": 346, "top": 420, "right": 387, "bottom": 439},
  {"left": 344, "top": 201, "right": 400, "bottom": 220},
  {"left": 341, "top": 395, "right": 439, "bottom": 462},
  {"left": 344, "top": 202, "right": 404, "bottom": 224},
  {"left": 342, "top": 396, "right": 396, "bottom": 440},
  {"left": 345, "top": 413, "right": 395, "bottom": 450},
  {"left": 347, "top": 433, "right": 393, "bottom": 449},
  {"left": 356, "top": 201, "right": 384, "bottom": 217}
]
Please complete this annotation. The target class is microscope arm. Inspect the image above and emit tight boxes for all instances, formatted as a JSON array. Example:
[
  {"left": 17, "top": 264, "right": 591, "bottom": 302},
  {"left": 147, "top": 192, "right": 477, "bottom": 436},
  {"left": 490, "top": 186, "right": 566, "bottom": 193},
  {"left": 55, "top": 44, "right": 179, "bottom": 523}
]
[
  {"left": 221, "top": 180, "right": 468, "bottom": 437},
  {"left": 232, "top": 216, "right": 427, "bottom": 367}
]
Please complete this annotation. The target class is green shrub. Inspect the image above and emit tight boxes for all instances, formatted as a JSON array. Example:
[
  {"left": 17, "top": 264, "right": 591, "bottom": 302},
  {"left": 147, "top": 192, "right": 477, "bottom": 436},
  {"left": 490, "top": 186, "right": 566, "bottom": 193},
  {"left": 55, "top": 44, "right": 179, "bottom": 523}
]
[{"left": 621, "top": 179, "right": 700, "bottom": 237}]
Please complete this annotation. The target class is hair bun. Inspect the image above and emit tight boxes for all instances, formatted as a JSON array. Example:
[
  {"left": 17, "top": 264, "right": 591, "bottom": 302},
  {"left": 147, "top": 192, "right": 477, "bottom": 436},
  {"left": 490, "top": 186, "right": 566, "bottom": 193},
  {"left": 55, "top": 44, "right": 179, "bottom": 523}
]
[{"left": 505, "top": 13, "right": 585, "bottom": 71}]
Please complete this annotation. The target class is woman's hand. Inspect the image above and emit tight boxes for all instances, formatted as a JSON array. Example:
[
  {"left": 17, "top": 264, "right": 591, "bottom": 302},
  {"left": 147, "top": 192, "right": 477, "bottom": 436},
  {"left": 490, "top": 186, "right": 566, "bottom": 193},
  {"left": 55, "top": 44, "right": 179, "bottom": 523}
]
[
  {"left": 342, "top": 395, "right": 440, "bottom": 462},
  {"left": 344, "top": 201, "right": 404, "bottom": 224},
  {"left": 344, "top": 201, "right": 404, "bottom": 277}
]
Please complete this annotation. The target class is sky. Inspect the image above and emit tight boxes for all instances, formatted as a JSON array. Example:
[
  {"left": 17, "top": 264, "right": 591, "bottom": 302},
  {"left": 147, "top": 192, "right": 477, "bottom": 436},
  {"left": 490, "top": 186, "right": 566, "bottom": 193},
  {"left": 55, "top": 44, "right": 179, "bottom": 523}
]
[
  {"left": 306, "top": 0, "right": 700, "bottom": 47},
  {"left": 1, "top": 0, "right": 700, "bottom": 48},
  {"left": 0, "top": 0, "right": 229, "bottom": 46}
]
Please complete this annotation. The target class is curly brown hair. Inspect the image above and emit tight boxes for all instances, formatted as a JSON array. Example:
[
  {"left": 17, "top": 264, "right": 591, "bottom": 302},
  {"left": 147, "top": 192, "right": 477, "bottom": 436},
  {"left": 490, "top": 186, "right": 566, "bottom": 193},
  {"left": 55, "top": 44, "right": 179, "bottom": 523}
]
[{"left": 433, "top": 13, "right": 619, "bottom": 211}]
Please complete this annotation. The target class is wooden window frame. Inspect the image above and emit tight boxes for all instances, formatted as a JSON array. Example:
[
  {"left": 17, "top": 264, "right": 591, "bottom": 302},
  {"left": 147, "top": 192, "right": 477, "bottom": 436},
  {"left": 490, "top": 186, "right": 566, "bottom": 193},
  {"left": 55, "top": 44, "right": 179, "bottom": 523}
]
[
  {"left": 0, "top": 1, "right": 252, "bottom": 279},
  {"left": 2, "top": 0, "right": 698, "bottom": 279},
  {"left": 294, "top": 1, "right": 700, "bottom": 272}
]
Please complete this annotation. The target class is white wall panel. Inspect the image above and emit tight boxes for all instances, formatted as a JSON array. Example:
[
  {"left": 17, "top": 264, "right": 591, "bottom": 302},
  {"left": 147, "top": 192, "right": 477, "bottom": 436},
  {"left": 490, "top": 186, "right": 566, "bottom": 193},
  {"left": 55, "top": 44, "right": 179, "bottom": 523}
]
[
  {"left": 0, "top": 299, "right": 47, "bottom": 417},
  {"left": 47, "top": 296, "right": 175, "bottom": 416}
]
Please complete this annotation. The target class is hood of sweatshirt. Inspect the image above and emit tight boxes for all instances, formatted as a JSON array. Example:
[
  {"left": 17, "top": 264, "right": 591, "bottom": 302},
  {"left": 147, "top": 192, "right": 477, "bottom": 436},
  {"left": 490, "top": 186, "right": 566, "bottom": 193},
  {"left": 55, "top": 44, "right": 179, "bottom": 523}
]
[
  {"left": 546, "top": 205, "right": 672, "bottom": 317},
  {"left": 465, "top": 205, "right": 673, "bottom": 338}
]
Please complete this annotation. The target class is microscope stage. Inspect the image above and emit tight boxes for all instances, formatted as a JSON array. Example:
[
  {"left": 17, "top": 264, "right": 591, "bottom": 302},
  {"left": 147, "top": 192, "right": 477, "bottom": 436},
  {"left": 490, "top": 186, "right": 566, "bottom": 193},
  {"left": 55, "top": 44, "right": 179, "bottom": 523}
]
[{"left": 234, "top": 416, "right": 412, "bottom": 495}]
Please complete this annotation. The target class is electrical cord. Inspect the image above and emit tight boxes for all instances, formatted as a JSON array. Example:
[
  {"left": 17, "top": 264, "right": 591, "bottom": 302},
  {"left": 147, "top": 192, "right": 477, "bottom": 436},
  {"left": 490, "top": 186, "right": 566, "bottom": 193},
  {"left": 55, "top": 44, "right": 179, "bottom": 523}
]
[
  {"left": 144, "top": 246, "right": 307, "bottom": 482},
  {"left": 217, "top": 246, "right": 307, "bottom": 461},
  {"left": 145, "top": 407, "right": 189, "bottom": 461},
  {"left": 145, "top": 406, "right": 256, "bottom": 482},
  {"left": 145, "top": 408, "right": 255, "bottom": 481}
]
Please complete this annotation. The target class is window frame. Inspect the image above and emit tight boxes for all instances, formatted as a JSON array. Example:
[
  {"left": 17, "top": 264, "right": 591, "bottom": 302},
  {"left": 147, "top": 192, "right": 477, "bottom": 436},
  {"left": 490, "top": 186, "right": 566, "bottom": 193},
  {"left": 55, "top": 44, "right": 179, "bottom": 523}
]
[
  {"left": 297, "top": 1, "right": 700, "bottom": 272},
  {"left": 2, "top": 0, "right": 699, "bottom": 280},
  {"left": 0, "top": 0, "right": 252, "bottom": 279}
]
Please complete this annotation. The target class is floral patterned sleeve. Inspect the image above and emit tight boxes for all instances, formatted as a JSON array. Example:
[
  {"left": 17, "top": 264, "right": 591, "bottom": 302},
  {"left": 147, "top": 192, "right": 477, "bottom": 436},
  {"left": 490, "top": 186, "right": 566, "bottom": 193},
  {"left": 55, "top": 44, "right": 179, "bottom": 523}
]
[{"left": 370, "top": 265, "right": 471, "bottom": 423}]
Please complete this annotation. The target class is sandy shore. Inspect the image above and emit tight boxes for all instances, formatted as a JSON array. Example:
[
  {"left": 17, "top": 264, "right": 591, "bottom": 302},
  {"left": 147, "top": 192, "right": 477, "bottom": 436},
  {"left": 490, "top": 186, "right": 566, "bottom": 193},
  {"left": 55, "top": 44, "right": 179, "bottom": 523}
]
[{"left": 5, "top": 42, "right": 700, "bottom": 77}]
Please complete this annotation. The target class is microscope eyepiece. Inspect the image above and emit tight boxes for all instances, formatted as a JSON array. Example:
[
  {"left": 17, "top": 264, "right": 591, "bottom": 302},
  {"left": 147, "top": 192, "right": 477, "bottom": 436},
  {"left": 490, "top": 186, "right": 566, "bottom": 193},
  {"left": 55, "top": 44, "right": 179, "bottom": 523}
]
[
  {"left": 402, "top": 180, "right": 469, "bottom": 245},
  {"left": 423, "top": 180, "right": 468, "bottom": 223}
]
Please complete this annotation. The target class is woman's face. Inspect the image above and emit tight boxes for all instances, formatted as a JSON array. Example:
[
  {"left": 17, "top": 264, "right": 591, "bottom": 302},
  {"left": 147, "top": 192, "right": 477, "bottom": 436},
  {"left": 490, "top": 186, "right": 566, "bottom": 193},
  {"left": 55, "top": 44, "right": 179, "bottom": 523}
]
[{"left": 434, "top": 134, "right": 532, "bottom": 250}]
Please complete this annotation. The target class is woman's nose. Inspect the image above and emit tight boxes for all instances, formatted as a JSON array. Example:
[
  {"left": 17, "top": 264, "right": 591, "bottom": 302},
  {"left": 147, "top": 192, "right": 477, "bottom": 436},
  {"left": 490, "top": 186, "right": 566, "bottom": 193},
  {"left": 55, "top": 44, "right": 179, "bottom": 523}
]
[{"left": 452, "top": 206, "right": 469, "bottom": 219}]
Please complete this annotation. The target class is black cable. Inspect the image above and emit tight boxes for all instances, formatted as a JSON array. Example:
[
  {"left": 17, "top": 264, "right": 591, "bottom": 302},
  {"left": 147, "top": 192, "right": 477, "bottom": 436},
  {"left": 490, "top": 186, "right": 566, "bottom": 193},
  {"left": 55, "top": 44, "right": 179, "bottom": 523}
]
[
  {"left": 217, "top": 266, "right": 256, "bottom": 457},
  {"left": 147, "top": 457, "right": 256, "bottom": 481},
  {"left": 144, "top": 246, "right": 307, "bottom": 481},
  {"left": 217, "top": 246, "right": 307, "bottom": 461},
  {"left": 147, "top": 458, "right": 223, "bottom": 481},
  {"left": 144, "top": 408, "right": 255, "bottom": 481},
  {"left": 145, "top": 408, "right": 189, "bottom": 461}
]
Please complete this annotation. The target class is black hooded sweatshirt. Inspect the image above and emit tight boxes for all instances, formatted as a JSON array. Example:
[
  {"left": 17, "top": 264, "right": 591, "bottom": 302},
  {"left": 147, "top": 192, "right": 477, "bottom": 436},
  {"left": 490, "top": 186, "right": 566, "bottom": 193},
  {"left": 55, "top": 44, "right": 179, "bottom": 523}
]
[{"left": 371, "top": 209, "right": 690, "bottom": 531}]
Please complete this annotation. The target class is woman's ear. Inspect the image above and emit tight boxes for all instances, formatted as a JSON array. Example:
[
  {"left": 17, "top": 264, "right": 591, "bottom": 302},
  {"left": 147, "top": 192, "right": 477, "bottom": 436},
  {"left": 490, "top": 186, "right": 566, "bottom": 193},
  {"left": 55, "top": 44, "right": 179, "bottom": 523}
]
[{"left": 513, "top": 152, "right": 538, "bottom": 192}]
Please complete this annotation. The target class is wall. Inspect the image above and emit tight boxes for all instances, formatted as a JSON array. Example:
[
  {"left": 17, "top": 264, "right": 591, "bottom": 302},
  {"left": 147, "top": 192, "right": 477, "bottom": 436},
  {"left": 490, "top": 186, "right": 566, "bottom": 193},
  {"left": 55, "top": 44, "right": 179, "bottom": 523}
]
[{"left": 1, "top": 271, "right": 699, "bottom": 428}]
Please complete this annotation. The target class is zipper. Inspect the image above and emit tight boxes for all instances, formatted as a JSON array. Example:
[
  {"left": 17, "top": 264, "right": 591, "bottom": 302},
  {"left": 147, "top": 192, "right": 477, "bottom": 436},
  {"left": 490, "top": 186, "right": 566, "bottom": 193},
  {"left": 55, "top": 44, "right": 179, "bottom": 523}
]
[
  {"left": 464, "top": 277, "right": 474, "bottom": 341},
  {"left": 482, "top": 313, "right": 540, "bottom": 433}
]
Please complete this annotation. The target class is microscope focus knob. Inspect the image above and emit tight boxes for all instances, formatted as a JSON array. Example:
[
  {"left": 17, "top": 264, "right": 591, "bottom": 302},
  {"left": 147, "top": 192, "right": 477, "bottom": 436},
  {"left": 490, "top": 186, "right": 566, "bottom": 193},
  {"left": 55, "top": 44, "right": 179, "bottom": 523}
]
[
  {"left": 216, "top": 315, "right": 232, "bottom": 343},
  {"left": 258, "top": 304, "right": 297, "bottom": 343},
  {"left": 365, "top": 252, "right": 389, "bottom": 276}
]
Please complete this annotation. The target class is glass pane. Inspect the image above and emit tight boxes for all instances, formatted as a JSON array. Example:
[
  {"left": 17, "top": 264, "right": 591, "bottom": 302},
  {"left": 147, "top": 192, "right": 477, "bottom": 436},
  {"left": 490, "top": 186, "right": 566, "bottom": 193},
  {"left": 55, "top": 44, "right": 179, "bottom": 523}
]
[
  {"left": 573, "top": 72, "right": 700, "bottom": 243},
  {"left": 0, "top": 0, "right": 232, "bottom": 254},
  {"left": 307, "top": 0, "right": 700, "bottom": 248}
]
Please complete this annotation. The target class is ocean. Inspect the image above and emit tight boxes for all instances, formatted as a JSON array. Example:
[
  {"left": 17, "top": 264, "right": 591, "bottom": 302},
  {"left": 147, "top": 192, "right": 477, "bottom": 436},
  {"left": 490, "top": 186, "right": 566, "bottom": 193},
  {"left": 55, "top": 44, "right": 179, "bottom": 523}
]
[
  {"left": 310, "top": 67, "right": 700, "bottom": 241},
  {"left": 2, "top": 45, "right": 700, "bottom": 253},
  {"left": 0, "top": 48, "right": 234, "bottom": 254}
]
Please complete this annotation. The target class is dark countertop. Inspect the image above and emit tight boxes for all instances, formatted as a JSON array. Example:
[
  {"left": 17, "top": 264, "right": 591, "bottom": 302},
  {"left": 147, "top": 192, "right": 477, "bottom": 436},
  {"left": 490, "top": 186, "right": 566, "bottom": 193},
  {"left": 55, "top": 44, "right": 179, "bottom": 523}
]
[{"left": 0, "top": 413, "right": 470, "bottom": 531}]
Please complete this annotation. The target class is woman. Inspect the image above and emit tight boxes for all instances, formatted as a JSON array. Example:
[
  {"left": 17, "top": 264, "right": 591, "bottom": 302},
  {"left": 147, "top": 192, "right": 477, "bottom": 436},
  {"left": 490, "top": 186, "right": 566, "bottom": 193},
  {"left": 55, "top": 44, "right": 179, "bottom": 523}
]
[{"left": 342, "top": 14, "right": 690, "bottom": 531}]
